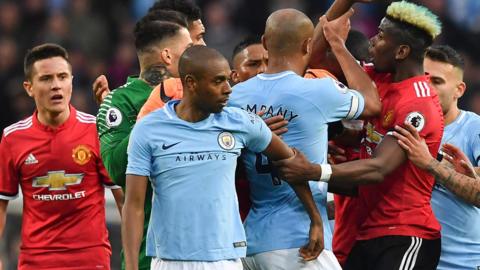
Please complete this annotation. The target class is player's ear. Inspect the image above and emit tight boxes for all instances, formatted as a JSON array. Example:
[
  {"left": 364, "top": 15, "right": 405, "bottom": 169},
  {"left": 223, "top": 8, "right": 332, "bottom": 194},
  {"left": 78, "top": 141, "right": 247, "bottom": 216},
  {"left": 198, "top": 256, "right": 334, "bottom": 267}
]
[
  {"left": 185, "top": 74, "right": 196, "bottom": 90},
  {"left": 161, "top": 48, "right": 172, "bottom": 65},
  {"left": 261, "top": 35, "right": 267, "bottom": 51},
  {"left": 302, "top": 37, "right": 312, "bottom": 55},
  {"left": 455, "top": 81, "right": 466, "bottom": 99},
  {"left": 23, "top": 80, "right": 34, "bottom": 97},
  {"left": 231, "top": 70, "right": 240, "bottom": 84},
  {"left": 395, "top": 45, "right": 410, "bottom": 60}
]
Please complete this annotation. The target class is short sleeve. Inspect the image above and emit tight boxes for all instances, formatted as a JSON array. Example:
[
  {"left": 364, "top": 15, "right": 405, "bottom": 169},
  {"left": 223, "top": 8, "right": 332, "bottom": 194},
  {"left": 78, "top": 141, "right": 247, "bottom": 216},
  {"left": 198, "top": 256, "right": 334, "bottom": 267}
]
[
  {"left": 242, "top": 111, "right": 273, "bottom": 153},
  {"left": 389, "top": 101, "right": 435, "bottom": 138},
  {"left": 469, "top": 126, "right": 480, "bottom": 166},
  {"left": 312, "top": 78, "right": 366, "bottom": 122},
  {"left": 0, "top": 137, "right": 19, "bottom": 200},
  {"left": 126, "top": 123, "right": 152, "bottom": 177}
]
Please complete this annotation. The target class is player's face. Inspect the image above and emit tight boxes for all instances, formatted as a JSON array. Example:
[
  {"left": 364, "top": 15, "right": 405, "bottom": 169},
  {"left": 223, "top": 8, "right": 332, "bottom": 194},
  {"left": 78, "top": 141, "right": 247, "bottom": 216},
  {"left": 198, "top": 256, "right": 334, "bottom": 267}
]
[
  {"left": 189, "top": 19, "right": 206, "bottom": 45},
  {"left": 231, "top": 44, "right": 268, "bottom": 84},
  {"left": 424, "top": 58, "right": 465, "bottom": 114},
  {"left": 369, "top": 18, "right": 397, "bottom": 73},
  {"left": 196, "top": 59, "right": 232, "bottom": 113},
  {"left": 169, "top": 28, "right": 194, "bottom": 77},
  {"left": 23, "top": 56, "right": 72, "bottom": 115}
]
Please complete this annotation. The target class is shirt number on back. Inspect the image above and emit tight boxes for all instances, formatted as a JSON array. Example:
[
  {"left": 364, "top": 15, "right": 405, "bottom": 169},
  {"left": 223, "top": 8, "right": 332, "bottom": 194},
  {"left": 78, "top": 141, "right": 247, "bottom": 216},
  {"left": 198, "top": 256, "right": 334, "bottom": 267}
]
[{"left": 255, "top": 153, "right": 281, "bottom": 186}]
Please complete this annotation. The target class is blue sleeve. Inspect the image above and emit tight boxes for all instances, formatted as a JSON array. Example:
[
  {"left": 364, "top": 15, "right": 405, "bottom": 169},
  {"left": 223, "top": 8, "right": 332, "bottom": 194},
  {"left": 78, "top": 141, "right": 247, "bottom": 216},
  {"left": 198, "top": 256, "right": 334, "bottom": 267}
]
[
  {"left": 311, "top": 78, "right": 365, "bottom": 122},
  {"left": 126, "top": 122, "right": 152, "bottom": 176},
  {"left": 469, "top": 124, "right": 480, "bottom": 166},
  {"left": 242, "top": 111, "right": 273, "bottom": 153}
]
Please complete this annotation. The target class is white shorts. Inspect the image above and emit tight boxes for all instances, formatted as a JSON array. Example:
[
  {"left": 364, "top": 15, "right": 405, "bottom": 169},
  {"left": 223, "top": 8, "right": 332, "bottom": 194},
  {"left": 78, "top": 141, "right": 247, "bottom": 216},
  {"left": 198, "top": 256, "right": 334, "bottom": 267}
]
[
  {"left": 242, "top": 248, "right": 342, "bottom": 270},
  {"left": 150, "top": 257, "right": 243, "bottom": 270}
]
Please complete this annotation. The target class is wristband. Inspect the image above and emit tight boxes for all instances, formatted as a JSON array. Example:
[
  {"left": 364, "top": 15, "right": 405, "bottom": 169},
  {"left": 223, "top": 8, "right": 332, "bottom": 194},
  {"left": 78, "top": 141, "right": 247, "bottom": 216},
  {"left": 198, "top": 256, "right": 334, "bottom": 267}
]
[{"left": 320, "top": 164, "right": 332, "bottom": 182}]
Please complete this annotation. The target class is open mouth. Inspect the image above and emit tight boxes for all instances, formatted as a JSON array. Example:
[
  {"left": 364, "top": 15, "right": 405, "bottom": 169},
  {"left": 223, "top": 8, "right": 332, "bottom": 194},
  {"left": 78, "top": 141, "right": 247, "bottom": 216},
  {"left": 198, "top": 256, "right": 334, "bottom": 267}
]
[{"left": 51, "top": 94, "right": 63, "bottom": 101}]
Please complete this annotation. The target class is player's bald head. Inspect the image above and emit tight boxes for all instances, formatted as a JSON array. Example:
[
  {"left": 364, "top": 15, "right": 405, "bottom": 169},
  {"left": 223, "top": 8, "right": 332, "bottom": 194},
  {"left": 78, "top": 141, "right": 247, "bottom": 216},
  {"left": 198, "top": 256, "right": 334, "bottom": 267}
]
[
  {"left": 263, "top": 9, "right": 314, "bottom": 55},
  {"left": 179, "top": 45, "right": 228, "bottom": 82}
]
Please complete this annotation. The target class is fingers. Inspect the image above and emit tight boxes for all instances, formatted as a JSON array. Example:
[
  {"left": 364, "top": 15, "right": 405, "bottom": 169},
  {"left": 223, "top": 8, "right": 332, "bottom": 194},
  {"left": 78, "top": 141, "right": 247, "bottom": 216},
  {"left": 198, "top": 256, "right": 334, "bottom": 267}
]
[
  {"left": 328, "top": 143, "right": 346, "bottom": 155},
  {"left": 403, "top": 122, "right": 420, "bottom": 140},
  {"left": 396, "top": 138, "right": 411, "bottom": 153},
  {"left": 299, "top": 241, "right": 322, "bottom": 261},
  {"left": 256, "top": 110, "right": 266, "bottom": 117}
]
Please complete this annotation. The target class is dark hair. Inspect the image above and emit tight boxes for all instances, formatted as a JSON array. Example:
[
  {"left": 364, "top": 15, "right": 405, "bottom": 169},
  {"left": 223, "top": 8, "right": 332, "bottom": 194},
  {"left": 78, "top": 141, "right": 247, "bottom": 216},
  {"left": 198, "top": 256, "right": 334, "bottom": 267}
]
[
  {"left": 426, "top": 45, "right": 465, "bottom": 70},
  {"left": 179, "top": 45, "right": 226, "bottom": 82},
  {"left": 24, "top": 43, "right": 70, "bottom": 80},
  {"left": 134, "top": 20, "right": 184, "bottom": 53},
  {"left": 345, "top": 30, "right": 370, "bottom": 62},
  {"left": 385, "top": 16, "right": 434, "bottom": 63},
  {"left": 149, "top": 0, "right": 201, "bottom": 24},
  {"left": 232, "top": 36, "right": 261, "bottom": 61},
  {"left": 134, "top": 9, "right": 188, "bottom": 35}
]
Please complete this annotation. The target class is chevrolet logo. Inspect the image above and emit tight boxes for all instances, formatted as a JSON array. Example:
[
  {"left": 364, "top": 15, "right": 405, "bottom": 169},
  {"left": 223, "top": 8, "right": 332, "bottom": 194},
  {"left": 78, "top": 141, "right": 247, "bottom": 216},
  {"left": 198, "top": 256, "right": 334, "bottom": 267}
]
[{"left": 32, "top": 171, "right": 84, "bottom": 191}]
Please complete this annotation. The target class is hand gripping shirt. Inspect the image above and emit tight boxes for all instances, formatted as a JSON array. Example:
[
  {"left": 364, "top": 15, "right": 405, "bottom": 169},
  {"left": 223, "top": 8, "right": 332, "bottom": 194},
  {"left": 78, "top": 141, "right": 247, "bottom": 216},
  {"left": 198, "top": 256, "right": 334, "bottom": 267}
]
[
  {"left": 228, "top": 71, "right": 365, "bottom": 255},
  {"left": 127, "top": 100, "right": 272, "bottom": 261},
  {"left": 0, "top": 106, "right": 119, "bottom": 269},
  {"left": 358, "top": 66, "right": 443, "bottom": 241}
]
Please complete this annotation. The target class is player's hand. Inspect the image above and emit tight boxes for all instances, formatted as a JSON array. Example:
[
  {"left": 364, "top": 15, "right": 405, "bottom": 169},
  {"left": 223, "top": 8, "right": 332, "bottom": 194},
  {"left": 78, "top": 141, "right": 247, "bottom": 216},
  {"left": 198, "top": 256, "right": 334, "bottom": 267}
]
[
  {"left": 392, "top": 122, "right": 432, "bottom": 170},
  {"left": 441, "top": 143, "right": 477, "bottom": 178},
  {"left": 92, "top": 75, "right": 110, "bottom": 105},
  {"left": 258, "top": 110, "right": 288, "bottom": 137},
  {"left": 273, "top": 148, "right": 318, "bottom": 184},
  {"left": 321, "top": 8, "right": 354, "bottom": 46},
  {"left": 299, "top": 222, "right": 324, "bottom": 261},
  {"left": 328, "top": 141, "right": 347, "bottom": 164}
]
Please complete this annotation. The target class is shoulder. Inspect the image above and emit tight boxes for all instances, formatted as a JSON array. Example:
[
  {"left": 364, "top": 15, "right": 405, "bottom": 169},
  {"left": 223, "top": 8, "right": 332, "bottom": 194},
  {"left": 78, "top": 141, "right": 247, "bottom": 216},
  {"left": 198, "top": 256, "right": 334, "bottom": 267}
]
[
  {"left": 75, "top": 110, "right": 97, "bottom": 125},
  {"left": 2, "top": 116, "right": 34, "bottom": 139},
  {"left": 220, "top": 107, "right": 261, "bottom": 126}
]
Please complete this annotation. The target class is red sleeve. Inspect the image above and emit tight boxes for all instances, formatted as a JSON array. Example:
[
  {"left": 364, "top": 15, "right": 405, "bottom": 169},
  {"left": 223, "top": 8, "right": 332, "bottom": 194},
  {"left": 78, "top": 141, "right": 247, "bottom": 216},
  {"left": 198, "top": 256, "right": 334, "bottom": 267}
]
[
  {"left": 0, "top": 136, "right": 19, "bottom": 200},
  {"left": 391, "top": 100, "right": 439, "bottom": 139}
]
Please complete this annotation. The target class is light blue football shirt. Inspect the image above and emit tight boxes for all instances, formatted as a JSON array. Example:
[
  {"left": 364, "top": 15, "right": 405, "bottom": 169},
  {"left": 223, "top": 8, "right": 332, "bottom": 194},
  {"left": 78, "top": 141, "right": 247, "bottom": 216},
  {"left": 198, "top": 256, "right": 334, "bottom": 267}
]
[
  {"left": 432, "top": 110, "right": 480, "bottom": 270},
  {"left": 228, "top": 71, "right": 365, "bottom": 255},
  {"left": 126, "top": 100, "right": 272, "bottom": 261}
]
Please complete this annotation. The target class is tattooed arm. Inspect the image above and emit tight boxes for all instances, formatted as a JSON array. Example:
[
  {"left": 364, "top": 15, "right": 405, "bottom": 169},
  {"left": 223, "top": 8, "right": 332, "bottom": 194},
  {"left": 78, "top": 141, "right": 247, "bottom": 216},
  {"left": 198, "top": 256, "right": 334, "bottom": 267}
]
[{"left": 393, "top": 123, "right": 480, "bottom": 207}]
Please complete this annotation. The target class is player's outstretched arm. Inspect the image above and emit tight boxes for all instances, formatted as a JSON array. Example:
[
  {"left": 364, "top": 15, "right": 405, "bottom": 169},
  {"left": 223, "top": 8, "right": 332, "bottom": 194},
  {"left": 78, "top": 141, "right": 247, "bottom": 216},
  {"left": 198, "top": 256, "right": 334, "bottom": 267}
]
[
  {"left": 322, "top": 13, "right": 381, "bottom": 119},
  {"left": 262, "top": 134, "right": 324, "bottom": 261},
  {"left": 122, "top": 175, "right": 148, "bottom": 270},
  {"left": 393, "top": 123, "right": 480, "bottom": 207},
  {"left": 310, "top": 0, "right": 377, "bottom": 68},
  {"left": 274, "top": 136, "right": 406, "bottom": 186}
]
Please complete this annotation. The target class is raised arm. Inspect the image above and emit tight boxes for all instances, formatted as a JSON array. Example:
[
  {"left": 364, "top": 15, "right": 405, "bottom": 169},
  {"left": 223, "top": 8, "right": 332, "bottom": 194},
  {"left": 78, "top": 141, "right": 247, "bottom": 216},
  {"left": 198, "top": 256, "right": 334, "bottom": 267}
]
[
  {"left": 321, "top": 12, "right": 381, "bottom": 119},
  {"left": 122, "top": 175, "right": 148, "bottom": 270},
  {"left": 262, "top": 134, "right": 324, "bottom": 261}
]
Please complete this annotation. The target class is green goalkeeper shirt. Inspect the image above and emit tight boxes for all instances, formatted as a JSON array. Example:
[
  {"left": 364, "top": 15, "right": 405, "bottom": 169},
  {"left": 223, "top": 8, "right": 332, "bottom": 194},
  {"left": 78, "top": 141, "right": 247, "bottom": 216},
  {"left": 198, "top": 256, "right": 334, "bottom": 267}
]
[{"left": 97, "top": 76, "right": 153, "bottom": 270}]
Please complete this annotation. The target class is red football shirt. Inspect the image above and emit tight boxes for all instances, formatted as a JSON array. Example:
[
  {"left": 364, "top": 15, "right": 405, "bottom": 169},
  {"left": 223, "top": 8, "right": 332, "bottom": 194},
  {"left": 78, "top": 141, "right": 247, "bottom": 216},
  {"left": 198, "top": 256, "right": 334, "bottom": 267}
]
[
  {"left": 357, "top": 66, "right": 443, "bottom": 241},
  {"left": 332, "top": 146, "right": 367, "bottom": 266},
  {"left": 0, "top": 106, "right": 119, "bottom": 270}
]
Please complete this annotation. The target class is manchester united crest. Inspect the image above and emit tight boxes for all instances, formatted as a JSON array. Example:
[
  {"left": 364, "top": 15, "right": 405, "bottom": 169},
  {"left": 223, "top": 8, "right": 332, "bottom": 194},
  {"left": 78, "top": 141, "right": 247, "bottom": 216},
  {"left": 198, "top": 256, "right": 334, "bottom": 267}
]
[
  {"left": 382, "top": 110, "right": 394, "bottom": 128},
  {"left": 72, "top": 145, "right": 92, "bottom": 165},
  {"left": 218, "top": 131, "right": 235, "bottom": 150}
]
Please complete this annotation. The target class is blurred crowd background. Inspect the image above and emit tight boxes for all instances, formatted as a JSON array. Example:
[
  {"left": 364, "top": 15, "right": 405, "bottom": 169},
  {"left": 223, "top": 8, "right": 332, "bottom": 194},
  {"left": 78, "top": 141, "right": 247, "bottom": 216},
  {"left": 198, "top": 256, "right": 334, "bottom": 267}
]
[
  {"left": 0, "top": 0, "right": 479, "bottom": 269},
  {"left": 0, "top": 0, "right": 479, "bottom": 131}
]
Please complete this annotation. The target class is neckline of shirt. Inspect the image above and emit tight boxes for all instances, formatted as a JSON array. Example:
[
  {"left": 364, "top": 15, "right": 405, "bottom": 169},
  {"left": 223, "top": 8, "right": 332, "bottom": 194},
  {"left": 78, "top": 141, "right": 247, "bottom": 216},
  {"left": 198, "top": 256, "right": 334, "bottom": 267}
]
[
  {"left": 164, "top": 100, "right": 214, "bottom": 127},
  {"left": 32, "top": 105, "right": 77, "bottom": 132},
  {"left": 257, "top": 71, "right": 296, "bottom": 81}
]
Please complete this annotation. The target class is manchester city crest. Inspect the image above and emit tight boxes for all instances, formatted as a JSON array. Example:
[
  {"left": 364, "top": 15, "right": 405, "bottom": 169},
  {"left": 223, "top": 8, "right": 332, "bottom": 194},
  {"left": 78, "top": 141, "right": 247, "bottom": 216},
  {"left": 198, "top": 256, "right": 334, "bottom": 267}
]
[{"left": 218, "top": 131, "right": 235, "bottom": 150}]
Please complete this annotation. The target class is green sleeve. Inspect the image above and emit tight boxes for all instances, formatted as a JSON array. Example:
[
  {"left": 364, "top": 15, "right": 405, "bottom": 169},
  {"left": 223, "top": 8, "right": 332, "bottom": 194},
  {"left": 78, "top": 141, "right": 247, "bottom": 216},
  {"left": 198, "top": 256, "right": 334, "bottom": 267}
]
[{"left": 97, "top": 91, "right": 136, "bottom": 188}]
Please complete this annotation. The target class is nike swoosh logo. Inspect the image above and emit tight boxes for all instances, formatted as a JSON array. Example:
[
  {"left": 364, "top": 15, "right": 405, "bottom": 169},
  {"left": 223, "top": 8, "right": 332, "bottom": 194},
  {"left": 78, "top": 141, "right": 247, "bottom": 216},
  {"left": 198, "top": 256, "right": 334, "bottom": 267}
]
[{"left": 162, "top": 142, "right": 181, "bottom": 150}]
